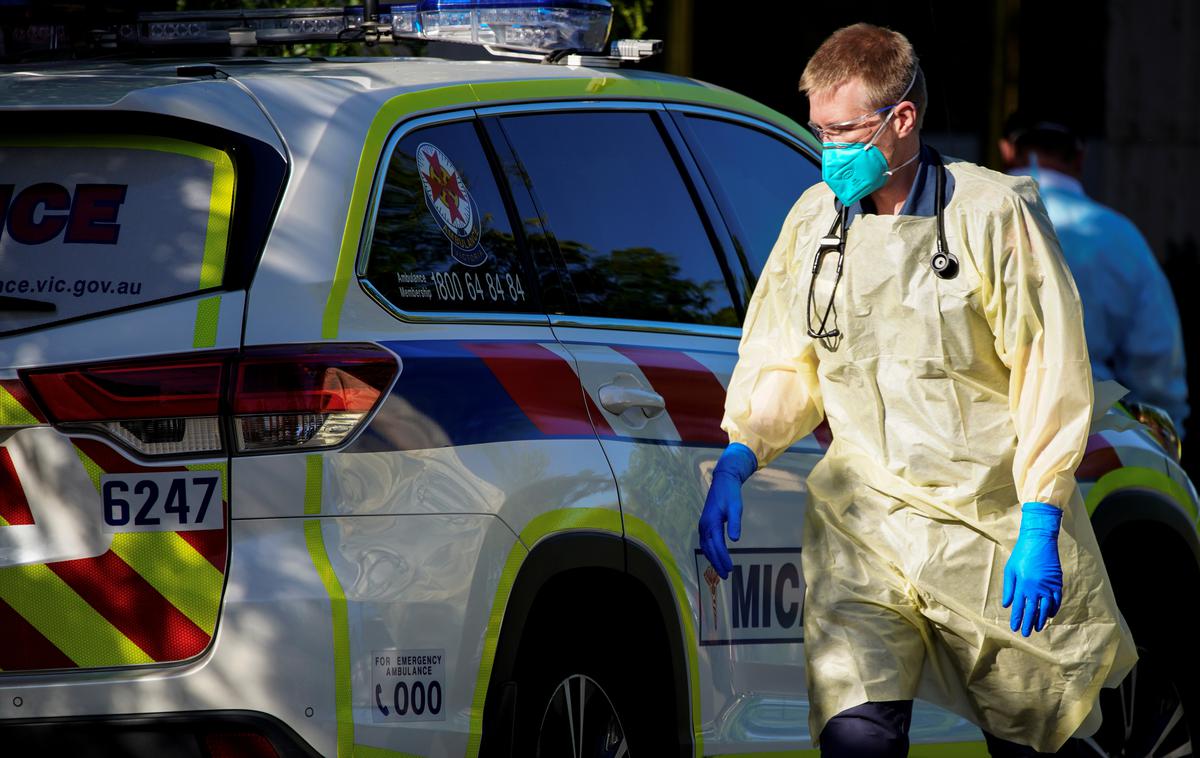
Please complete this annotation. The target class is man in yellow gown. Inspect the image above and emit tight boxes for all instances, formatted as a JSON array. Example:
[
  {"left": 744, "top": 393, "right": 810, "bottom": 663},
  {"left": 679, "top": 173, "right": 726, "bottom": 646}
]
[{"left": 698, "top": 23, "right": 1136, "bottom": 757}]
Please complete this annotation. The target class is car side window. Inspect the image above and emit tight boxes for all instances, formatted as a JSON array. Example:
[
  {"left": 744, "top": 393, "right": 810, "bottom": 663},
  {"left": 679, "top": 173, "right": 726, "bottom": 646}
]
[
  {"left": 498, "top": 110, "right": 738, "bottom": 327},
  {"left": 681, "top": 115, "right": 821, "bottom": 277},
  {"left": 363, "top": 119, "right": 539, "bottom": 315}
]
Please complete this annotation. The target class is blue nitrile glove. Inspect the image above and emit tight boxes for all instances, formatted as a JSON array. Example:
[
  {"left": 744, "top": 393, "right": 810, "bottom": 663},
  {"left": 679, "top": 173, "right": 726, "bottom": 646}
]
[
  {"left": 1002, "top": 502, "right": 1064, "bottom": 637},
  {"left": 698, "top": 443, "right": 758, "bottom": 580}
]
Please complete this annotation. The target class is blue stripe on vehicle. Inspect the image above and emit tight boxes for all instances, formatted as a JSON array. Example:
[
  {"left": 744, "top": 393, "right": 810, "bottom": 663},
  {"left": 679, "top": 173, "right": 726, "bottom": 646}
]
[{"left": 348, "top": 340, "right": 586, "bottom": 452}]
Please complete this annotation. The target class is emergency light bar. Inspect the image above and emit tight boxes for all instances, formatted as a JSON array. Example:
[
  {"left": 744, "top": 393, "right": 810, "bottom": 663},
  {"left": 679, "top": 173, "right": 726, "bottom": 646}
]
[
  {"left": 414, "top": 0, "right": 612, "bottom": 53},
  {"left": 138, "top": 6, "right": 384, "bottom": 46},
  {"left": 134, "top": 1, "right": 614, "bottom": 54}
]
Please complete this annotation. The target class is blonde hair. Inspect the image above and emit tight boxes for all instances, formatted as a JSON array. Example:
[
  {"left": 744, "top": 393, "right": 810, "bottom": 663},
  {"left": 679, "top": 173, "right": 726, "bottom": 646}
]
[{"left": 800, "top": 23, "right": 927, "bottom": 129}]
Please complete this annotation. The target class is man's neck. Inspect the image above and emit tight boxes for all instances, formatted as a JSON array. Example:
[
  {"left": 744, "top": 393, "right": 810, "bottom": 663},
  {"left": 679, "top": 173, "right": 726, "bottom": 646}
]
[{"left": 868, "top": 141, "right": 921, "bottom": 215}]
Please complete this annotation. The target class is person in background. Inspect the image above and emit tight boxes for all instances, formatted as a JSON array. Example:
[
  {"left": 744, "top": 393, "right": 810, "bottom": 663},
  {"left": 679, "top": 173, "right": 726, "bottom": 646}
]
[{"left": 1001, "top": 114, "right": 1189, "bottom": 434}]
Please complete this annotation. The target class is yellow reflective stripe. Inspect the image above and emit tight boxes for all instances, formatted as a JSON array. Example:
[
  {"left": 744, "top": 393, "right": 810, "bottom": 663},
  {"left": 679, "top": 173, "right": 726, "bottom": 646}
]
[
  {"left": 466, "top": 536, "right": 528, "bottom": 758},
  {"left": 0, "top": 562, "right": 154, "bottom": 667},
  {"left": 109, "top": 532, "right": 224, "bottom": 635},
  {"left": 306, "top": 518, "right": 354, "bottom": 758},
  {"left": 1084, "top": 465, "right": 1198, "bottom": 521},
  {"left": 518, "top": 507, "right": 623, "bottom": 543},
  {"left": 0, "top": 385, "right": 39, "bottom": 426},
  {"left": 0, "top": 514, "right": 9, "bottom": 527},
  {"left": 75, "top": 447, "right": 103, "bottom": 490},
  {"left": 301, "top": 454, "right": 355, "bottom": 757},
  {"left": 623, "top": 515, "right": 703, "bottom": 758},
  {"left": 466, "top": 508, "right": 622, "bottom": 758},
  {"left": 199, "top": 151, "right": 235, "bottom": 290},
  {"left": 193, "top": 295, "right": 222, "bottom": 349},
  {"left": 321, "top": 77, "right": 814, "bottom": 339},
  {"left": 305, "top": 455, "right": 324, "bottom": 516}
]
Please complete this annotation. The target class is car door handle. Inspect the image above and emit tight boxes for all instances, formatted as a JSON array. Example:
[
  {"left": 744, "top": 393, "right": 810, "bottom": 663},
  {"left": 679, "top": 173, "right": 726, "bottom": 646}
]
[{"left": 598, "top": 385, "right": 666, "bottom": 417}]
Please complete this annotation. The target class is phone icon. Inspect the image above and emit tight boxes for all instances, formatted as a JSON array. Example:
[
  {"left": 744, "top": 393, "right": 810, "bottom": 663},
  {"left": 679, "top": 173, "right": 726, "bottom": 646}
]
[{"left": 376, "top": 683, "right": 389, "bottom": 716}]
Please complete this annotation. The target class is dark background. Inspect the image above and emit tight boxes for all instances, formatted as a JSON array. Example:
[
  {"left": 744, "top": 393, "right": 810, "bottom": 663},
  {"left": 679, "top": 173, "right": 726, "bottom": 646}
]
[{"left": 3, "top": 0, "right": 1199, "bottom": 474}]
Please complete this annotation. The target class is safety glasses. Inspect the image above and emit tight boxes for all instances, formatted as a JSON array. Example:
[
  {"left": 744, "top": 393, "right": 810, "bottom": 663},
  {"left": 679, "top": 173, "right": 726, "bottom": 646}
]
[{"left": 807, "top": 104, "right": 894, "bottom": 143}]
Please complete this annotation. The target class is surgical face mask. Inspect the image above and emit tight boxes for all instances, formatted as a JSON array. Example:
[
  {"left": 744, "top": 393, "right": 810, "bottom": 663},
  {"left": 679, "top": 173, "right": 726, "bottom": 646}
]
[{"left": 819, "top": 73, "right": 919, "bottom": 206}]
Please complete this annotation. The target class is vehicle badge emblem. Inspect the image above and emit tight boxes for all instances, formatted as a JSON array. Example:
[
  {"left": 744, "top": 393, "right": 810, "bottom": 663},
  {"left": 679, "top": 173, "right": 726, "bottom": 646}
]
[{"left": 416, "top": 142, "right": 487, "bottom": 267}]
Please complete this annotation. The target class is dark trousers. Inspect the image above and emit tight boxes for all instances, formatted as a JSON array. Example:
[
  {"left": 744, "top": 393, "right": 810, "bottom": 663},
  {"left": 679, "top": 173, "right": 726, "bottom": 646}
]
[{"left": 819, "top": 700, "right": 1076, "bottom": 757}]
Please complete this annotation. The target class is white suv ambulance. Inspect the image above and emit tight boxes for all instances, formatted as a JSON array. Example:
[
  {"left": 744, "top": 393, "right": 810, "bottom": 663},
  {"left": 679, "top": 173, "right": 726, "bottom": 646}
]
[{"left": 1, "top": 4, "right": 1197, "bottom": 757}]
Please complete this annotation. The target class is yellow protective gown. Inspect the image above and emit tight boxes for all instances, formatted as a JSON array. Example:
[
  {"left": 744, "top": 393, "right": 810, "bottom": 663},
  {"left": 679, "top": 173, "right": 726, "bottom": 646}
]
[{"left": 722, "top": 158, "right": 1137, "bottom": 752}]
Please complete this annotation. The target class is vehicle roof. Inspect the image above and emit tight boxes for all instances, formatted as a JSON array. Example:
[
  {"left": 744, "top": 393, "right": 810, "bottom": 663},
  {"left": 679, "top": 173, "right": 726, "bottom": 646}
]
[{"left": 0, "top": 56, "right": 814, "bottom": 147}]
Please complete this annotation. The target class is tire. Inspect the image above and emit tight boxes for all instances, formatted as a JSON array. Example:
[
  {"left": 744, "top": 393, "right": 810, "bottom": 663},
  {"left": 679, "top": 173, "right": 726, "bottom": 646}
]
[
  {"left": 507, "top": 573, "right": 680, "bottom": 758},
  {"left": 1092, "top": 522, "right": 1200, "bottom": 757},
  {"left": 1078, "top": 644, "right": 1196, "bottom": 757}
]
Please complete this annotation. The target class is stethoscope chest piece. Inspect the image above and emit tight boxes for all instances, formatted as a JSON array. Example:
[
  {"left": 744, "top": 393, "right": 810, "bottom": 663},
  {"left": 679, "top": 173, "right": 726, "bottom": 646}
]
[
  {"left": 931, "top": 250, "right": 959, "bottom": 279},
  {"left": 928, "top": 148, "right": 958, "bottom": 280}
]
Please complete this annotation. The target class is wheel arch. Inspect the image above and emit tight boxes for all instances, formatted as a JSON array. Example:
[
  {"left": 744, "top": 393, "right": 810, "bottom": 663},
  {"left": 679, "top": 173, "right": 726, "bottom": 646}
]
[
  {"left": 479, "top": 529, "right": 693, "bottom": 757},
  {"left": 1092, "top": 487, "right": 1200, "bottom": 572},
  {"left": 1093, "top": 488, "right": 1200, "bottom": 646}
]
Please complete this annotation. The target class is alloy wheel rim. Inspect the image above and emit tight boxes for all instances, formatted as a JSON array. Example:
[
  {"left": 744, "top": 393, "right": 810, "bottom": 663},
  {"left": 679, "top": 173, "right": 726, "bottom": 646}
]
[
  {"left": 1082, "top": 650, "right": 1192, "bottom": 757},
  {"left": 536, "top": 673, "right": 630, "bottom": 758}
]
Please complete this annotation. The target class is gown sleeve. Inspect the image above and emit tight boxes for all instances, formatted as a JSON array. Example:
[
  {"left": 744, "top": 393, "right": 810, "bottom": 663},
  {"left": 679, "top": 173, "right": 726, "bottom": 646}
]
[
  {"left": 721, "top": 202, "right": 825, "bottom": 468},
  {"left": 982, "top": 180, "right": 1094, "bottom": 510}
]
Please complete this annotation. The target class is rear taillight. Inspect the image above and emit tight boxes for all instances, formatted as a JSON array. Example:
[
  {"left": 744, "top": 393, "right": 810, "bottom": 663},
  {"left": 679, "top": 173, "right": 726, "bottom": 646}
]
[
  {"left": 23, "top": 355, "right": 227, "bottom": 456},
  {"left": 232, "top": 345, "right": 398, "bottom": 453},
  {"left": 19, "top": 344, "right": 397, "bottom": 457}
]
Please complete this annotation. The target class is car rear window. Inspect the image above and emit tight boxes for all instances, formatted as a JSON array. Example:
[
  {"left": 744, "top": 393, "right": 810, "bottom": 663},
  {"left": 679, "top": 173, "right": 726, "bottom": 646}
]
[
  {"left": 362, "top": 119, "right": 540, "bottom": 316},
  {"left": 0, "top": 136, "right": 236, "bottom": 334}
]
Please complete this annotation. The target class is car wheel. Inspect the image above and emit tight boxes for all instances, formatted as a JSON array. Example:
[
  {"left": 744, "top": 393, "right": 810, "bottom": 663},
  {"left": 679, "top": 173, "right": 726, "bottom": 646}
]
[
  {"left": 1078, "top": 645, "right": 1195, "bottom": 757},
  {"left": 535, "top": 673, "right": 630, "bottom": 758}
]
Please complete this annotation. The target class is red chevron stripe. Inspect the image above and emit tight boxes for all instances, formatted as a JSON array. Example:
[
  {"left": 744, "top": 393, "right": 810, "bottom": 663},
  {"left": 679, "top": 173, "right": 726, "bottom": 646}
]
[
  {"left": 614, "top": 347, "right": 728, "bottom": 445},
  {"left": 48, "top": 550, "right": 210, "bottom": 662},
  {"left": 464, "top": 342, "right": 598, "bottom": 437},
  {"left": 0, "top": 379, "right": 47, "bottom": 423},
  {"left": 0, "top": 449, "right": 35, "bottom": 525},
  {"left": 0, "top": 596, "right": 76, "bottom": 671}
]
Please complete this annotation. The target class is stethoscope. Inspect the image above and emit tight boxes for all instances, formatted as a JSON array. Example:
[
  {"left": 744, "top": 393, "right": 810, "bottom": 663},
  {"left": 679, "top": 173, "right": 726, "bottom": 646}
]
[{"left": 806, "top": 147, "right": 959, "bottom": 340}]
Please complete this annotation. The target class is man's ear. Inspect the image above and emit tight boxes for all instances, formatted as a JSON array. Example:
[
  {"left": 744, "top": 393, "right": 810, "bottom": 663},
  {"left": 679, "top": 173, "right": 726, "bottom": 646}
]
[{"left": 893, "top": 101, "right": 919, "bottom": 138}]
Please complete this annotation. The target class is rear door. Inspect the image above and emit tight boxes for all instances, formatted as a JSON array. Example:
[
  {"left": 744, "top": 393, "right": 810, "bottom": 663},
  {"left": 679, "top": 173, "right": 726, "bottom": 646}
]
[
  {"left": 489, "top": 101, "right": 827, "bottom": 753},
  {"left": 0, "top": 116, "right": 284, "bottom": 674}
]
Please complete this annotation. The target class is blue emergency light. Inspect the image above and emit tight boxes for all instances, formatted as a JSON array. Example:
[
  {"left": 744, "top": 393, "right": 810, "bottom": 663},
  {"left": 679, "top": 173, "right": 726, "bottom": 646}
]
[{"left": 398, "top": 0, "right": 613, "bottom": 53}]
